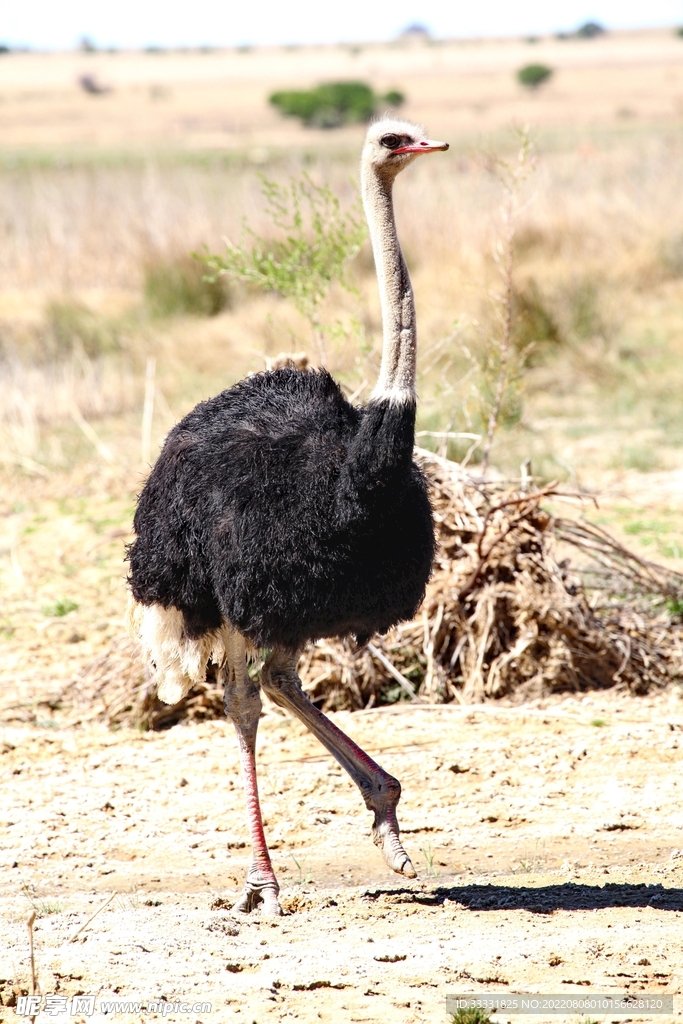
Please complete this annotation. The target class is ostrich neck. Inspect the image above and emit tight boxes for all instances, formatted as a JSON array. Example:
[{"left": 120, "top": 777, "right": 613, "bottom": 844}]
[{"left": 362, "top": 166, "right": 416, "bottom": 404}]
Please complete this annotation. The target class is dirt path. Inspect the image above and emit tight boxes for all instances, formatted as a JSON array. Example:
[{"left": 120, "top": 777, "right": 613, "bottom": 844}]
[{"left": 2, "top": 689, "right": 683, "bottom": 1023}]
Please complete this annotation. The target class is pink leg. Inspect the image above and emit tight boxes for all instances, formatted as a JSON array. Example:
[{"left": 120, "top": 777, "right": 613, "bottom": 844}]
[
  {"left": 222, "top": 637, "right": 282, "bottom": 916},
  {"left": 261, "top": 647, "right": 416, "bottom": 879}
]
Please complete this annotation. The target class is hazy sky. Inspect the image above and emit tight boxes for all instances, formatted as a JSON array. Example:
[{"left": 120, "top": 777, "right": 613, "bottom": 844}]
[{"left": 2, "top": 0, "right": 682, "bottom": 50}]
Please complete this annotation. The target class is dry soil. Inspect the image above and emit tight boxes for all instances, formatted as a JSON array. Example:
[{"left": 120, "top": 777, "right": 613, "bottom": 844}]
[{"left": 1, "top": 688, "right": 683, "bottom": 1023}]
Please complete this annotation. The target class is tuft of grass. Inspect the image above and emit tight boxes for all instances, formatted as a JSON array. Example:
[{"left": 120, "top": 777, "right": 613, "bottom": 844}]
[
  {"left": 42, "top": 597, "right": 79, "bottom": 617},
  {"left": 420, "top": 842, "right": 439, "bottom": 878},
  {"left": 562, "top": 278, "right": 611, "bottom": 341},
  {"left": 610, "top": 446, "right": 661, "bottom": 472},
  {"left": 21, "top": 883, "right": 62, "bottom": 917},
  {"left": 143, "top": 253, "right": 230, "bottom": 318},
  {"left": 44, "top": 299, "right": 123, "bottom": 359},
  {"left": 511, "top": 843, "right": 545, "bottom": 874},
  {"left": 591, "top": 718, "right": 607, "bottom": 727},
  {"left": 450, "top": 1009, "right": 493, "bottom": 1024},
  {"left": 289, "top": 853, "right": 313, "bottom": 885}
]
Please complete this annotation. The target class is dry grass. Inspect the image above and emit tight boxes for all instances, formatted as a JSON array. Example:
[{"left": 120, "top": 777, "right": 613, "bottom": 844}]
[{"left": 3, "top": 134, "right": 683, "bottom": 478}]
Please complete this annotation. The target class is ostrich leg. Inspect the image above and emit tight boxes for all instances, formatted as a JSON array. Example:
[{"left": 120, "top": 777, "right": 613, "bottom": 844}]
[
  {"left": 261, "top": 647, "right": 416, "bottom": 878},
  {"left": 222, "top": 634, "right": 282, "bottom": 916}
]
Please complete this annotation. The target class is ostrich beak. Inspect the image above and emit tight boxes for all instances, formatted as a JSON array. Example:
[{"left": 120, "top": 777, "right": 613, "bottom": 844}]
[{"left": 393, "top": 139, "right": 449, "bottom": 155}]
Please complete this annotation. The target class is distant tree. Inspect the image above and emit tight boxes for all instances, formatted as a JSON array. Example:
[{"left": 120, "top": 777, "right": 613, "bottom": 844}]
[
  {"left": 77, "top": 74, "right": 110, "bottom": 95},
  {"left": 0, "top": 44, "right": 10, "bottom": 55},
  {"left": 399, "top": 23, "right": 431, "bottom": 39},
  {"left": 79, "top": 36, "right": 97, "bottom": 52},
  {"left": 576, "top": 21, "right": 606, "bottom": 38},
  {"left": 270, "top": 81, "right": 405, "bottom": 129},
  {"left": 676, "top": 27, "right": 683, "bottom": 37},
  {"left": 516, "top": 64, "right": 553, "bottom": 89}
]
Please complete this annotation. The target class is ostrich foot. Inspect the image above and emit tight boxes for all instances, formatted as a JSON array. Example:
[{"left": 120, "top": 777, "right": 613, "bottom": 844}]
[
  {"left": 371, "top": 798, "right": 417, "bottom": 879},
  {"left": 233, "top": 865, "right": 283, "bottom": 916}
]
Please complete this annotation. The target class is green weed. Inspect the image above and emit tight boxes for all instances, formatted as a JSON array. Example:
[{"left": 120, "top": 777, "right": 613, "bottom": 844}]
[
  {"left": 420, "top": 842, "right": 439, "bottom": 878},
  {"left": 41, "top": 597, "right": 79, "bottom": 617},
  {"left": 289, "top": 853, "right": 313, "bottom": 885},
  {"left": 202, "top": 171, "right": 366, "bottom": 363},
  {"left": 450, "top": 1009, "right": 493, "bottom": 1024}
]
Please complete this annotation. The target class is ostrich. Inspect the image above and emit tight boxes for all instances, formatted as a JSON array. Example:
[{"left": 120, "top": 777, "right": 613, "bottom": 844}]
[{"left": 127, "top": 119, "right": 449, "bottom": 916}]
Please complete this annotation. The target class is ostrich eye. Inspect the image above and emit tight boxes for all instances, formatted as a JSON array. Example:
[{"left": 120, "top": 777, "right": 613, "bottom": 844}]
[{"left": 380, "top": 134, "right": 402, "bottom": 150}]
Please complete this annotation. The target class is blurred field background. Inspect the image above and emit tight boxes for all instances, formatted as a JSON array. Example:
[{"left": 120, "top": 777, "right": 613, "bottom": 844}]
[{"left": 2, "top": 27, "right": 683, "bottom": 712}]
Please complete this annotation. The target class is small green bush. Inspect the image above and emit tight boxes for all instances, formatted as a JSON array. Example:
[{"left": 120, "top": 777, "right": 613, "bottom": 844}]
[
  {"left": 676, "top": 27, "right": 683, "bottom": 37},
  {"left": 42, "top": 598, "right": 79, "bottom": 618},
  {"left": 201, "top": 172, "right": 365, "bottom": 363},
  {"left": 269, "top": 81, "right": 404, "bottom": 128},
  {"left": 576, "top": 21, "right": 605, "bottom": 38},
  {"left": 45, "top": 299, "right": 122, "bottom": 358},
  {"left": 564, "top": 279, "right": 608, "bottom": 340},
  {"left": 143, "top": 254, "right": 230, "bottom": 317},
  {"left": 512, "top": 280, "right": 563, "bottom": 357},
  {"left": 383, "top": 89, "right": 405, "bottom": 107},
  {"left": 517, "top": 63, "right": 553, "bottom": 89}
]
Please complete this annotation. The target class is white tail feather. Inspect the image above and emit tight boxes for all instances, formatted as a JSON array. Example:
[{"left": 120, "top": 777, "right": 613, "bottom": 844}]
[{"left": 126, "top": 597, "right": 237, "bottom": 705}]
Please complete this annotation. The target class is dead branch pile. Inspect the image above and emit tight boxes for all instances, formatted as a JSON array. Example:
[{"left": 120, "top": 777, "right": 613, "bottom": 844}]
[{"left": 61, "top": 450, "right": 683, "bottom": 728}]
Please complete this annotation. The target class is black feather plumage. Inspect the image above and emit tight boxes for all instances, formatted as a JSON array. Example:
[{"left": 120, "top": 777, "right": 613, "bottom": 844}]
[{"left": 128, "top": 367, "right": 434, "bottom": 651}]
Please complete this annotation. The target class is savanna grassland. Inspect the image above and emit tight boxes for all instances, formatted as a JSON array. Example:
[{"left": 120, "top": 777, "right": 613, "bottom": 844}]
[{"left": 2, "top": 29, "right": 683, "bottom": 1024}]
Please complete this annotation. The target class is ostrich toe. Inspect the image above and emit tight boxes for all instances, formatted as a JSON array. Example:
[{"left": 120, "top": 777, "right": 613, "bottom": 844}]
[
  {"left": 372, "top": 814, "right": 417, "bottom": 878},
  {"left": 233, "top": 866, "right": 283, "bottom": 916}
]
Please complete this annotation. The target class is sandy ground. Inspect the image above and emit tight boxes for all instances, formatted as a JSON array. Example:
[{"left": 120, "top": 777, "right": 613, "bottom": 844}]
[{"left": 2, "top": 687, "right": 683, "bottom": 1023}]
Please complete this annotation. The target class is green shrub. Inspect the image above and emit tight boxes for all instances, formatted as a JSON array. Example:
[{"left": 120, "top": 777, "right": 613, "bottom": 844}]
[
  {"left": 563, "top": 279, "right": 608, "bottom": 340},
  {"left": 512, "top": 280, "right": 563, "bottom": 356},
  {"left": 201, "top": 172, "right": 365, "bottom": 362},
  {"left": 143, "top": 253, "right": 230, "bottom": 317},
  {"left": 576, "top": 21, "right": 605, "bottom": 38},
  {"left": 269, "top": 81, "right": 404, "bottom": 128},
  {"left": 517, "top": 64, "right": 553, "bottom": 89},
  {"left": 44, "top": 299, "right": 122, "bottom": 358},
  {"left": 676, "top": 27, "right": 683, "bottom": 37},
  {"left": 42, "top": 597, "right": 79, "bottom": 617}
]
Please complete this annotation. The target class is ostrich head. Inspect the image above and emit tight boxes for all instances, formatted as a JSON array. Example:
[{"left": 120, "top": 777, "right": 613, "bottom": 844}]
[{"left": 362, "top": 118, "right": 449, "bottom": 182}]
